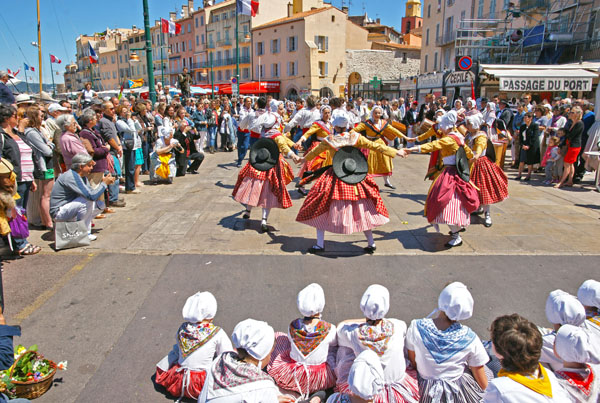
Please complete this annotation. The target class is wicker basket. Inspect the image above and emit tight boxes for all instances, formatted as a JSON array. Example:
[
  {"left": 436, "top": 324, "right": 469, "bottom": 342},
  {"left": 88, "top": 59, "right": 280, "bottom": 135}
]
[{"left": 10, "top": 351, "right": 57, "bottom": 399}]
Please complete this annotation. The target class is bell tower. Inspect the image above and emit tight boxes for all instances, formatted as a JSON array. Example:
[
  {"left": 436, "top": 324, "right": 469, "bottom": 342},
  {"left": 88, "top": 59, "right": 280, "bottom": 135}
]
[{"left": 401, "top": 0, "right": 423, "bottom": 35}]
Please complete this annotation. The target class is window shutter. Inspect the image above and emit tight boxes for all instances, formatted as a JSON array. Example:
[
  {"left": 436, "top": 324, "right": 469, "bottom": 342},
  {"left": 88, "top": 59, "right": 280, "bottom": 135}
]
[
  {"left": 294, "top": 36, "right": 298, "bottom": 51},
  {"left": 325, "top": 62, "right": 328, "bottom": 76},
  {"left": 286, "top": 37, "right": 289, "bottom": 52},
  {"left": 314, "top": 35, "right": 318, "bottom": 48},
  {"left": 295, "top": 61, "right": 298, "bottom": 75},
  {"left": 325, "top": 36, "right": 329, "bottom": 51},
  {"left": 287, "top": 62, "right": 290, "bottom": 76}
]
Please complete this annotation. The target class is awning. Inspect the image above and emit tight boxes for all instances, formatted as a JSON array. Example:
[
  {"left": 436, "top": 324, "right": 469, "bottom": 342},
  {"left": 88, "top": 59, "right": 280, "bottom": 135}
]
[
  {"left": 192, "top": 81, "right": 280, "bottom": 95},
  {"left": 482, "top": 67, "right": 597, "bottom": 92}
]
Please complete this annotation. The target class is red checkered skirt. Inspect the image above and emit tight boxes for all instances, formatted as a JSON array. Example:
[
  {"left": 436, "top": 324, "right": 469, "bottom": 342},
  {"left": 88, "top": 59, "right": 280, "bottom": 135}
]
[
  {"left": 155, "top": 364, "right": 207, "bottom": 400},
  {"left": 298, "top": 141, "right": 328, "bottom": 178},
  {"left": 232, "top": 156, "right": 293, "bottom": 209},
  {"left": 425, "top": 166, "right": 480, "bottom": 225},
  {"left": 471, "top": 157, "right": 508, "bottom": 205},
  {"left": 335, "top": 368, "right": 420, "bottom": 403},
  {"left": 296, "top": 169, "right": 389, "bottom": 234},
  {"left": 267, "top": 332, "right": 336, "bottom": 395}
]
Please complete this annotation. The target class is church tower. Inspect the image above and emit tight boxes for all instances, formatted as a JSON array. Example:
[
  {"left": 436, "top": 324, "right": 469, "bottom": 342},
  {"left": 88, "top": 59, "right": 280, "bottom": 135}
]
[{"left": 401, "top": 0, "right": 422, "bottom": 35}]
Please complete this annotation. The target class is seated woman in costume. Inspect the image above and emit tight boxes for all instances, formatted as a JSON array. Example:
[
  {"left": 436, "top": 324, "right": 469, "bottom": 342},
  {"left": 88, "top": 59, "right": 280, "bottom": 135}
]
[
  {"left": 327, "top": 350, "right": 389, "bottom": 403},
  {"left": 578, "top": 279, "right": 600, "bottom": 340}
]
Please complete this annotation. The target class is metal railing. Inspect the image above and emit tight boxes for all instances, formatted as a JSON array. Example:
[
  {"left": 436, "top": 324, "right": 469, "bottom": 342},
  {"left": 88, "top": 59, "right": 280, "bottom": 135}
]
[
  {"left": 520, "top": 0, "right": 549, "bottom": 11},
  {"left": 435, "top": 31, "right": 456, "bottom": 46},
  {"left": 192, "top": 55, "right": 251, "bottom": 69}
]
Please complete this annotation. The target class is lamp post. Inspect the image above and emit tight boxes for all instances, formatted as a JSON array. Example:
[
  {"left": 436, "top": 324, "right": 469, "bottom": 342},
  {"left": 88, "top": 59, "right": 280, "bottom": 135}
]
[{"left": 130, "top": 0, "right": 157, "bottom": 103}]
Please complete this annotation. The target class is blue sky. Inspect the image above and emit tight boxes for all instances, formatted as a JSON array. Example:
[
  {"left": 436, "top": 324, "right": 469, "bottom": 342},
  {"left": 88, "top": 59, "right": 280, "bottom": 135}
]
[{"left": 0, "top": 0, "right": 407, "bottom": 85}]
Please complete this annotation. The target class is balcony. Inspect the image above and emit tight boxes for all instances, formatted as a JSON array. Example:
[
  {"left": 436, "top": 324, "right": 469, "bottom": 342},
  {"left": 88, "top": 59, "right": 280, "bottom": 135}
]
[
  {"left": 435, "top": 31, "right": 456, "bottom": 46},
  {"left": 217, "top": 39, "right": 232, "bottom": 47},
  {"left": 194, "top": 55, "right": 251, "bottom": 69},
  {"left": 207, "top": 41, "right": 215, "bottom": 49},
  {"left": 520, "top": 0, "right": 549, "bottom": 11}
]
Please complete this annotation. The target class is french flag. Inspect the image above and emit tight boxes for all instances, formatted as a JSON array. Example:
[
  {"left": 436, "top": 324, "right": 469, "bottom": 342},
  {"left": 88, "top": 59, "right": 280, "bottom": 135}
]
[
  {"left": 161, "top": 18, "right": 181, "bottom": 35},
  {"left": 88, "top": 42, "right": 98, "bottom": 64},
  {"left": 237, "top": 0, "right": 259, "bottom": 17}
]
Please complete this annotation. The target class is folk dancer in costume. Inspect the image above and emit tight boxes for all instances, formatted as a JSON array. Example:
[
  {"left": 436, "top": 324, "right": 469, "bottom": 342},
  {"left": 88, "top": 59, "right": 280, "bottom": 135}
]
[
  {"left": 327, "top": 350, "right": 395, "bottom": 403},
  {"left": 406, "top": 110, "right": 446, "bottom": 181},
  {"left": 464, "top": 114, "right": 509, "bottom": 228},
  {"left": 232, "top": 113, "right": 300, "bottom": 233},
  {"left": 330, "top": 97, "right": 347, "bottom": 122},
  {"left": 235, "top": 97, "right": 254, "bottom": 167},
  {"left": 485, "top": 314, "right": 571, "bottom": 403},
  {"left": 199, "top": 319, "right": 296, "bottom": 402},
  {"left": 406, "top": 282, "right": 492, "bottom": 403},
  {"left": 335, "top": 285, "right": 420, "bottom": 403},
  {"left": 578, "top": 279, "right": 600, "bottom": 340},
  {"left": 296, "top": 115, "right": 405, "bottom": 255},
  {"left": 284, "top": 95, "right": 320, "bottom": 143},
  {"left": 267, "top": 284, "right": 337, "bottom": 400},
  {"left": 294, "top": 105, "right": 334, "bottom": 196},
  {"left": 239, "top": 97, "right": 269, "bottom": 149},
  {"left": 400, "top": 111, "right": 480, "bottom": 248},
  {"left": 155, "top": 292, "right": 232, "bottom": 401},
  {"left": 352, "top": 106, "right": 409, "bottom": 190},
  {"left": 552, "top": 324, "right": 600, "bottom": 402}
]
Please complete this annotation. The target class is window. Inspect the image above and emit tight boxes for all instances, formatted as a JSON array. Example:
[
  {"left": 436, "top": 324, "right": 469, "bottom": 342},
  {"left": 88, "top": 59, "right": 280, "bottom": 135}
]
[
  {"left": 195, "top": 18, "right": 198, "bottom": 28},
  {"left": 230, "top": 10, "right": 235, "bottom": 19},
  {"left": 271, "top": 63, "right": 279, "bottom": 78},
  {"left": 183, "top": 58, "right": 186, "bottom": 67},
  {"left": 314, "top": 35, "right": 328, "bottom": 51},
  {"left": 242, "top": 46, "right": 250, "bottom": 59},
  {"left": 402, "top": 52, "right": 407, "bottom": 63},
  {"left": 243, "top": 67, "right": 249, "bottom": 79},
  {"left": 434, "top": 52, "right": 438, "bottom": 70},
  {"left": 182, "top": 41, "right": 185, "bottom": 52},
  {"left": 217, "top": 32, "right": 221, "bottom": 41},
  {"left": 188, "top": 23, "right": 191, "bottom": 33},
  {"left": 288, "top": 36, "right": 297, "bottom": 52},
  {"left": 201, "top": 16, "right": 204, "bottom": 26},
  {"left": 477, "top": 0, "right": 484, "bottom": 18},
  {"left": 188, "top": 40, "right": 192, "bottom": 50},
  {"left": 217, "top": 71, "right": 222, "bottom": 81},
  {"left": 318, "top": 61, "right": 328, "bottom": 77},
  {"left": 447, "top": 0, "right": 454, "bottom": 6},
  {"left": 424, "top": 54, "right": 428, "bottom": 71},
  {"left": 331, "top": 15, "right": 335, "bottom": 22},
  {"left": 217, "top": 51, "right": 222, "bottom": 63},
  {"left": 225, "top": 69, "right": 231, "bottom": 80},
  {"left": 426, "top": 29, "right": 430, "bottom": 46},
  {"left": 271, "top": 39, "right": 279, "bottom": 54},
  {"left": 444, "top": 48, "right": 451, "bottom": 69},
  {"left": 113, "top": 71, "right": 117, "bottom": 79},
  {"left": 427, "top": 4, "right": 431, "bottom": 17},
  {"left": 201, "top": 34, "right": 205, "bottom": 44},
  {"left": 223, "top": 12, "right": 228, "bottom": 20},
  {"left": 436, "top": 24, "right": 439, "bottom": 42},
  {"left": 209, "top": 33, "right": 213, "bottom": 45},
  {"left": 256, "top": 64, "right": 265, "bottom": 79},
  {"left": 119, "top": 55, "right": 123, "bottom": 64},
  {"left": 256, "top": 41, "right": 264, "bottom": 56},
  {"left": 437, "top": 0, "right": 441, "bottom": 10},
  {"left": 214, "top": 14, "right": 219, "bottom": 22},
  {"left": 196, "top": 35, "right": 199, "bottom": 46},
  {"left": 176, "top": 43, "right": 179, "bottom": 53},
  {"left": 225, "top": 30, "right": 230, "bottom": 42},
  {"left": 287, "top": 61, "right": 297, "bottom": 76},
  {"left": 225, "top": 49, "right": 230, "bottom": 61},
  {"left": 490, "top": 0, "right": 497, "bottom": 18}
]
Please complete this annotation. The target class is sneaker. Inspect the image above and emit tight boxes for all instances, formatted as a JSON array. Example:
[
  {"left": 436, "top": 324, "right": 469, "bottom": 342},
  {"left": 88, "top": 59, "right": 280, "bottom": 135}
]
[
  {"left": 126, "top": 189, "right": 141, "bottom": 194},
  {"left": 88, "top": 234, "right": 97, "bottom": 241},
  {"left": 109, "top": 200, "right": 127, "bottom": 208}
]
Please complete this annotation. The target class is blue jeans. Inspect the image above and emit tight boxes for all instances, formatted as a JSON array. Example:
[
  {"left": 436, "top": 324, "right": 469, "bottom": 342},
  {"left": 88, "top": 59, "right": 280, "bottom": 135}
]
[
  {"left": 16, "top": 181, "right": 32, "bottom": 209},
  {"left": 249, "top": 136, "right": 259, "bottom": 148},
  {"left": 142, "top": 140, "right": 150, "bottom": 172},
  {"left": 123, "top": 149, "right": 136, "bottom": 191},
  {"left": 208, "top": 126, "right": 218, "bottom": 149},
  {"left": 108, "top": 177, "right": 120, "bottom": 202},
  {"left": 237, "top": 130, "right": 250, "bottom": 165}
]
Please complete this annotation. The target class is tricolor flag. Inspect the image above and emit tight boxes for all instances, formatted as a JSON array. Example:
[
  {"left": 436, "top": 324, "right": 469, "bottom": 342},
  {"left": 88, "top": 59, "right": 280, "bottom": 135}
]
[
  {"left": 24, "top": 63, "right": 34, "bottom": 72},
  {"left": 88, "top": 42, "right": 98, "bottom": 64},
  {"left": 50, "top": 54, "right": 62, "bottom": 64},
  {"left": 128, "top": 79, "right": 144, "bottom": 89},
  {"left": 161, "top": 18, "right": 181, "bottom": 35},
  {"left": 237, "top": 0, "right": 259, "bottom": 16}
]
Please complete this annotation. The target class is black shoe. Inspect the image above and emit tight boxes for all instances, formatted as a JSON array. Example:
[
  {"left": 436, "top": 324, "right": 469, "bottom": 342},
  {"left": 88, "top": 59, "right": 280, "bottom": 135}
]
[
  {"left": 384, "top": 183, "right": 396, "bottom": 189},
  {"left": 516, "top": 175, "right": 522, "bottom": 180},
  {"left": 523, "top": 176, "right": 531, "bottom": 182},
  {"left": 260, "top": 223, "right": 269, "bottom": 233},
  {"left": 298, "top": 391, "right": 327, "bottom": 403},
  {"left": 109, "top": 200, "right": 126, "bottom": 208},
  {"left": 189, "top": 170, "right": 199, "bottom": 174},
  {"left": 307, "top": 246, "right": 325, "bottom": 254},
  {"left": 236, "top": 163, "right": 242, "bottom": 168},
  {"left": 297, "top": 187, "right": 308, "bottom": 196},
  {"left": 364, "top": 245, "right": 377, "bottom": 254},
  {"left": 242, "top": 210, "right": 250, "bottom": 219},
  {"left": 447, "top": 228, "right": 466, "bottom": 235}
]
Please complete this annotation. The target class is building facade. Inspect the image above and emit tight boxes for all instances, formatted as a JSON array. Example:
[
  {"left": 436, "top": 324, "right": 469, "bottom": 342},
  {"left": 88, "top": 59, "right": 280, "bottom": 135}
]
[{"left": 401, "top": 0, "right": 423, "bottom": 35}]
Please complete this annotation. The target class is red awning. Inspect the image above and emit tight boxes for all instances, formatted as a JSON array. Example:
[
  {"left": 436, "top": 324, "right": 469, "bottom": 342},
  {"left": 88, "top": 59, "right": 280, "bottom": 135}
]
[{"left": 191, "top": 81, "right": 280, "bottom": 95}]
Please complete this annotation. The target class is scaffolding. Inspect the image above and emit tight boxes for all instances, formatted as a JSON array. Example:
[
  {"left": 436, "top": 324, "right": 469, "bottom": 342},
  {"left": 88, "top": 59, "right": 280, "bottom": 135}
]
[{"left": 455, "top": 0, "right": 598, "bottom": 65}]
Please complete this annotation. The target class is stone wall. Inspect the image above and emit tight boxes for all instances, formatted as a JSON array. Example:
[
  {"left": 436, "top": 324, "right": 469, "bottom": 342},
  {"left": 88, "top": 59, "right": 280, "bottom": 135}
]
[{"left": 346, "top": 49, "right": 420, "bottom": 83}]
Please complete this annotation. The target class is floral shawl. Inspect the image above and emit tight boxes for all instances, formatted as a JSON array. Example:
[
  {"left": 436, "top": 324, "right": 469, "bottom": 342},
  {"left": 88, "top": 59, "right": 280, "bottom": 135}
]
[
  {"left": 289, "top": 319, "right": 332, "bottom": 357},
  {"left": 415, "top": 318, "right": 476, "bottom": 364},
  {"left": 357, "top": 319, "right": 395, "bottom": 356},
  {"left": 178, "top": 322, "right": 221, "bottom": 359},
  {"left": 212, "top": 351, "right": 272, "bottom": 390}
]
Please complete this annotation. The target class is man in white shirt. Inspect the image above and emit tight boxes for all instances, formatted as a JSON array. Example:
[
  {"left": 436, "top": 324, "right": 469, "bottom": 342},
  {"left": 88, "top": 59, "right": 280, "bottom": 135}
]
[
  {"left": 239, "top": 97, "right": 268, "bottom": 148},
  {"left": 283, "top": 95, "right": 319, "bottom": 141},
  {"left": 235, "top": 97, "right": 254, "bottom": 167},
  {"left": 355, "top": 97, "right": 369, "bottom": 122}
]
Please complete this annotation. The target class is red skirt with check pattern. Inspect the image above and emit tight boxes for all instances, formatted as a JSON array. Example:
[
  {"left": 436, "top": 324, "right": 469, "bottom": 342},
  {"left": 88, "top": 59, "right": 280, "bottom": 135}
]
[
  {"left": 471, "top": 156, "right": 508, "bottom": 205},
  {"left": 298, "top": 141, "right": 328, "bottom": 179},
  {"left": 232, "top": 155, "right": 294, "bottom": 209},
  {"left": 425, "top": 166, "right": 480, "bottom": 224},
  {"left": 296, "top": 168, "right": 389, "bottom": 233},
  {"left": 267, "top": 332, "right": 336, "bottom": 395}
]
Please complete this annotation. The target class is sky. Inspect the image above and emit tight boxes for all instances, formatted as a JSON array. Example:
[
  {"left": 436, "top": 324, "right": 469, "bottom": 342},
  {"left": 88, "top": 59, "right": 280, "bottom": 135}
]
[{"left": 0, "top": 0, "right": 407, "bottom": 85}]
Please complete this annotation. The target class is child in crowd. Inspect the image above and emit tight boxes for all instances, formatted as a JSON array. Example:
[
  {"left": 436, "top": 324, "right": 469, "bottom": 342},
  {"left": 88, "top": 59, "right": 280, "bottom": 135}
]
[
  {"left": 155, "top": 291, "right": 232, "bottom": 400},
  {"left": 541, "top": 136, "right": 560, "bottom": 185},
  {"left": 484, "top": 314, "right": 570, "bottom": 402},
  {"left": 553, "top": 324, "right": 600, "bottom": 402},
  {"left": 267, "top": 283, "right": 336, "bottom": 401},
  {"left": 406, "top": 282, "right": 491, "bottom": 402},
  {"left": 554, "top": 127, "right": 568, "bottom": 181}
]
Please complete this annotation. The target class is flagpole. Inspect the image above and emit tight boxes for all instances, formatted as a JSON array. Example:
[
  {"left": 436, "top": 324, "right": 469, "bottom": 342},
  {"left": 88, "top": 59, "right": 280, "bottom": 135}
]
[
  {"left": 24, "top": 65, "right": 30, "bottom": 93},
  {"left": 49, "top": 55, "right": 56, "bottom": 97},
  {"left": 36, "top": 0, "right": 43, "bottom": 97},
  {"left": 235, "top": 3, "right": 240, "bottom": 90}
]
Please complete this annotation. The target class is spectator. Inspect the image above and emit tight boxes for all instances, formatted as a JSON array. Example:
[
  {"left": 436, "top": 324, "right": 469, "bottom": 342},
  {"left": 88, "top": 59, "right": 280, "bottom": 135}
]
[
  {"left": 207, "top": 100, "right": 219, "bottom": 154},
  {"left": 77, "top": 82, "right": 96, "bottom": 109},
  {"left": 0, "top": 71, "right": 15, "bottom": 106},
  {"left": 219, "top": 103, "right": 234, "bottom": 152},
  {"left": 115, "top": 105, "right": 141, "bottom": 194},
  {"left": 192, "top": 100, "right": 209, "bottom": 154},
  {"left": 50, "top": 153, "right": 115, "bottom": 242},
  {"left": 173, "top": 106, "right": 204, "bottom": 176},
  {"left": 177, "top": 67, "right": 193, "bottom": 99},
  {"left": 542, "top": 136, "right": 560, "bottom": 185},
  {"left": 555, "top": 106, "right": 584, "bottom": 188},
  {"left": 58, "top": 114, "right": 86, "bottom": 169},
  {"left": 97, "top": 102, "right": 125, "bottom": 208},
  {"left": 517, "top": 112, "right": 540, "bottom": 181},
  {"left": 45, "top": 103, "right": 68, "bottom": 176},
  {"left": 511, "top": 103, "right": 526, "bottom": 167}
]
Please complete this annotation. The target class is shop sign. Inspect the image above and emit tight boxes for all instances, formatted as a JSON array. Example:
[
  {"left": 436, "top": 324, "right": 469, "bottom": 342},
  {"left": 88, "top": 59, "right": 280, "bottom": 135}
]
[
  {"left": 445, "top": 71, "right": 475, "bottom": 87},
  {"left": 499, "top": 77, "right": 592, "bottom": 92},
  {"left": 418, "top": 73, "right": 444, "bottom": 89}
]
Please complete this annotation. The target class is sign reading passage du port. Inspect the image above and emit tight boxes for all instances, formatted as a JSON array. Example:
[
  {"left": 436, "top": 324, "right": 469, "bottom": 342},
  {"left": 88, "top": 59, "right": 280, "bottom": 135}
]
[
  {"left": 500, "top": 77, "right": 592, "bottom": 92},
  {"left": 458, "top": 56, "right": 473, "bottom": 71}
]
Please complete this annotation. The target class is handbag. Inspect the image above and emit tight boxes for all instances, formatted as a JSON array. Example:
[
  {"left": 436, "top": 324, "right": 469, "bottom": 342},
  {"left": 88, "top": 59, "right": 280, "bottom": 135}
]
[
  {"left": 55, "top": 220, "right": 91, "bottom": 250},
  {"left": 8, "top": 207, "right": 29, "bottom": 239}
]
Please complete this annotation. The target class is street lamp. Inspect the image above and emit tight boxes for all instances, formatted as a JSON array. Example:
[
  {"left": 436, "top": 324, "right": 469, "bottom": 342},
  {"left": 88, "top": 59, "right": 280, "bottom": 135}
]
[{"left": 129, "top": 0, "right": 156, "bottom": 103}]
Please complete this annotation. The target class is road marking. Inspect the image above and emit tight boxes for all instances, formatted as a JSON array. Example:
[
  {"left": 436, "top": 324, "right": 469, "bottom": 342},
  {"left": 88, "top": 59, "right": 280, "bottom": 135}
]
[{"left": 14, "top": 253, "right": 96, "bottom": 324}]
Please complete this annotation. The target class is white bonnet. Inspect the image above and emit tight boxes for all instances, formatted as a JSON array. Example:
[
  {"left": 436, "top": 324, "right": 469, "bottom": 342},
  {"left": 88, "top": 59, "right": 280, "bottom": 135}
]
[
  {"left": 555, "top": 324, "right": 600, "bottom": 364},
  {"left": 270, "top": 100, "right": 282, "bottom": 112},
  {"left": 577, "top": 279, "right": 600, "bottom": 308},
  {"left": 360, "top": 284, "right": 390, "bottom": 320},
  {"left": 466, "top": 98, "right": 476, "bottom": 108},
  {"left": 439, "top": 110, "right": 458, "bottom": 131},
  {"left": 297, "top": 283, "right": 325, "bottom": 317},
  {"left": 348, "top": 350, "right": 385, "bottom": 399},
  {"left": 466, "top": 113, "right": 484, "bottom": 130},
  {"left": 371, "top": 105, "right": 384, "bottom": 118},
  {"left": 182, "top": 291, "right": 217, "bottom": 322},
  {"left": 545, "top": 290, "right": 586, "bottom": 326},
  {"left": 320, "top": 104, "right": 332, "bottom": 114},
  {"left": 332, "top": 115, "right": 349, "bottom": 129},
  {"left": 438, "top": 282, "right": 474, "bottom": 321},
  {"left": 231, "top": 318, "right": 275, "bottom": 361}
]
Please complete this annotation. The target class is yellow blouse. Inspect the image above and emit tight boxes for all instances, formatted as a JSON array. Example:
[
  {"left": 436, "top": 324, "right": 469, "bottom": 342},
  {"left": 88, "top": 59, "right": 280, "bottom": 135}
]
[
  {"left": 418, "top": 135, "right": 474, "bottom": 159},
  {"left": 467, "top": 132, "right": 488, "bottom": 156},
  {"left": 273, "top": 135, "right": 294, "bottom": 155},
  {"left": 301, "top": 121, "right": 332, "bottom": 141},
  {"left": 354, "top": 120, "right": 408, "bottom": 142},
  {"left": 305, "top": 133, "right": 397, "bottom": 162},
  {"left": 416, "top": 125, "right": 442, "bottom": 142}
]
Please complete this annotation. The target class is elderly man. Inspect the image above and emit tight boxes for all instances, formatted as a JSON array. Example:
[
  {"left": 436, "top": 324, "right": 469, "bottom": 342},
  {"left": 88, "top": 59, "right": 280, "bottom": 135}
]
[
  {"left": 97, "top": 102, "right": 125, "bottom": 208},
  {"left": 0, "top": 71, "right": 15, "bottom": 106},
  {"left": 50, "top": 153, "right": 115, "bottom": 241}
]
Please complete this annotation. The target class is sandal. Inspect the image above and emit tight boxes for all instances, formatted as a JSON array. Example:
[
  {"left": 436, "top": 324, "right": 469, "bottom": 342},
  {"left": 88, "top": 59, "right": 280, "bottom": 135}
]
[{"left": 19, "top": 244, "right": 41, "bottom": 256}]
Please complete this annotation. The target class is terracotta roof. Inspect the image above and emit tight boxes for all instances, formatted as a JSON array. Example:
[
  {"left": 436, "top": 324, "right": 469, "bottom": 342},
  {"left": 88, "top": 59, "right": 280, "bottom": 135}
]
[
  {"left": 372, "top": 41, "right": 421, "bottom": 50},
  {"left": 252, "top": 6, "right": 333, "bottom": 30}
]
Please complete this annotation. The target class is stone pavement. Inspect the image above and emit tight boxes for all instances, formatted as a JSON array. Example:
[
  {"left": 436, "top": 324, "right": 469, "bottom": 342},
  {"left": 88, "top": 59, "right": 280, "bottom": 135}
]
[{"left": 22, "top": 149, "right": 600, "bottom": 256}]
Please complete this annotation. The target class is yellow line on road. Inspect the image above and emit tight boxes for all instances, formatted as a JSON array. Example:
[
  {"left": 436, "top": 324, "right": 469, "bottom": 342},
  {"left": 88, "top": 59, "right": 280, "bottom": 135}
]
[{"left": 14, "top": 253, "right": 96, "bottom": 324}]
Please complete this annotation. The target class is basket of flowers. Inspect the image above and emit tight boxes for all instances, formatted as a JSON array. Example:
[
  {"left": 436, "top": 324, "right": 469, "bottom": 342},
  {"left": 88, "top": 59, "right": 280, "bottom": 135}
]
[{"left": 0, "top": 345, "right": 67, "bottom": 399}]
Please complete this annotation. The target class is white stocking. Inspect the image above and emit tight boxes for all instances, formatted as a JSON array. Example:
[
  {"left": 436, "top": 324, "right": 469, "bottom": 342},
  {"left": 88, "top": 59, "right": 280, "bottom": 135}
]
[
  {"left": 316, "top": 229, "right": 325, "bottom": 248},
  {"left": 482, "top": 204, "right": 490, "bottom": 214},
  {"left": 261, "top": 208, "right": 270, "bottom": 224},
  {"left": 364, "top": 230, "right": 375, "bottom": 247},
  {"left": 384, "top": 176, "right": 392, "bottom": 186}
]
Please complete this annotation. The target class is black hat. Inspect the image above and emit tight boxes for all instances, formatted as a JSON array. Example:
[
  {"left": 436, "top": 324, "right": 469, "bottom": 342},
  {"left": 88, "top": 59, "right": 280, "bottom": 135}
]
[
  {"left": 480, "top": 97, "right": 489, "bottom": 103},
  {"left": 455, "top": 145, "right": 470, "bottom": 183},
  {"left": 250, "top": 138, "right": 280, "bottom": 171},
  {"left": 332, "top": 146, "right": 368, "bottom": 185},
  {"left": 499, "top": 99, "right": 509, "bottom": 106}
]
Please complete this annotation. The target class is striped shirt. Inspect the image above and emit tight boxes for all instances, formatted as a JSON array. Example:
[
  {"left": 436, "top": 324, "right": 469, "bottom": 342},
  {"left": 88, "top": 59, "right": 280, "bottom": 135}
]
[{"left": 15, "top": 138, "right": 34, "bottom": 182}]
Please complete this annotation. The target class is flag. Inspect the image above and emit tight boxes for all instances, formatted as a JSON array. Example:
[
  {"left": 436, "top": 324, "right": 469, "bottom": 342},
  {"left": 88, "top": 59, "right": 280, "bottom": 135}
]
[
  {"left": 88, "top": 42, "right": 98, "bottom": 64},
  {"left": 237, "top": 0, "right": 259, "bottom": 16},
  {"left": 50, "top": 54, "right": 62, "bottom": 64},
  {"left": 118, "top": 82, "right": 125, "bottom": 100},
  {"left": 161, "top": 18, "right": 181, "bottom": 35},
  {"left": 8, "top": 68, "right": 20, "bottom": 77},
  {"left": 128, "top": 79, "right": 144, "bottom": 89},
  {"left": 24, "top": 63, "right": 34, "bottom": 72},
  {"left": 471, "top": 78, "right": 475, "bottom": 100}
]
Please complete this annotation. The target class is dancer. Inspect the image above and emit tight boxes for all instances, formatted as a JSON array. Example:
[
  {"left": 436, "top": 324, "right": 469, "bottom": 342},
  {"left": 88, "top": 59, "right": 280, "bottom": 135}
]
[
  {"left": 155, "top": 292, "right": 232, "bottom": 401},
  {"left": 232, "top": 112, "right": 300, "bottom": 233},
  {"left": 400, "top": 111, "right": 480, "bottom": 247},
  {"left": 296, "top": 115, "right": 405, "bottom": 254},
  {"left": 352, "top": 106, "right": 408, "bottom": 189},
  {"left": 464, "top": 114, "right": 509, "bottom": 227},
  {"left": 283, "top": 95, "right": 320, "bottom": 142},
  {"left": 239, "top": 97, "right": 269, "bottom": 148},
  {"left": 267, "top": 283, "right": 337, "bottom": 400},
  {"left": 406, "top": 110, "right": 446, "bottom": 180}
]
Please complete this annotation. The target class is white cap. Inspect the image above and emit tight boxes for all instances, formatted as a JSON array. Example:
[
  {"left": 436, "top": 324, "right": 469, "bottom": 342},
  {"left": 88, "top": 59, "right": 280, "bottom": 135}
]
[
  {"left": 439, "top": 110, "right": 458, "bottom": 131},
  {"left": 320, "top": 104, "right": 332, "bottom": 114},
  {"left": 360, "top": 284, "right": 390, "bottom": 320},
  {"left": 545, "top": 290, "right": 586, "bottom": 326},
  {"left": 297, "top": 283, "right": 325, "bottom": 317},
  {"left": 231, "top": 319, "right": 275, "bottom": 361},
  {"left": 555, "top": 324, "right": 600, "bottom": 364},
  {"left": 465, "top": 113, "right": 483, "bottom": 130},
  {"left": 182, "top": 291, "right": 217, "bottom": 322},
  {"left": 332, "top": 115, "right": 349, "bottom": 129},
  {"left": 48, "top": 103, "right": 68, "bottom": 114},
  {"left": 15, "top": 94, "right": 34, "bottom": 104},
  {"left": 438, "top": 282, "right": 474, "bottom": 321},
  {"left": 348, "top": 350, "right": 385, "bottom": 399},
  {"left": 577, "top": 279, "right": 600, "bottom": 309}
]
